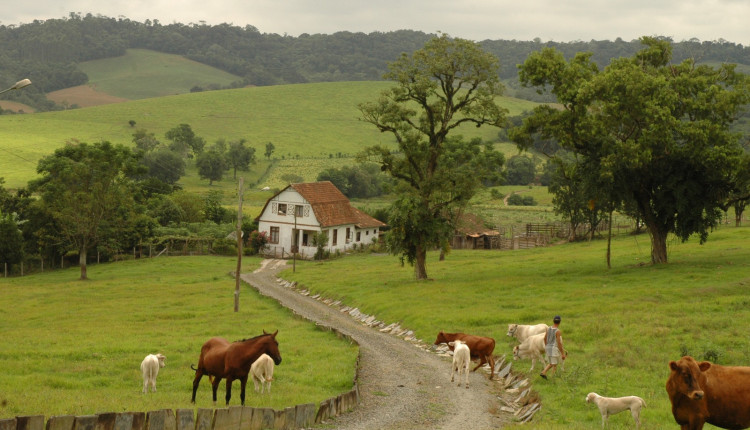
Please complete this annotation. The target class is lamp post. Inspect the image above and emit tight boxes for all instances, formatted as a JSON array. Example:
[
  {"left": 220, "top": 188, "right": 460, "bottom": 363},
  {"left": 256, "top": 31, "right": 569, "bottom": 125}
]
[{"left": 0, "top": 79, "right": 32, "bottom": 96}]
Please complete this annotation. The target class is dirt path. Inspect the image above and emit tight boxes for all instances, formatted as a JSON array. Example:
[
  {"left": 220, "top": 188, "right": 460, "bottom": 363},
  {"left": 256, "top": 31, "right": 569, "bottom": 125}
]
[{"left": 241, "top": 259, "right": 521, "bottom": 430}]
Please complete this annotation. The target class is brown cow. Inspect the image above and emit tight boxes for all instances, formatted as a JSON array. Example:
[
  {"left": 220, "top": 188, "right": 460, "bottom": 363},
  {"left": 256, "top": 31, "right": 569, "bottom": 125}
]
[
  {"left": 434, "top": 331, "right": 496, "bottom": 380},
  {"left": 666, "top": 355, "right": 750, "bottom": 430}
]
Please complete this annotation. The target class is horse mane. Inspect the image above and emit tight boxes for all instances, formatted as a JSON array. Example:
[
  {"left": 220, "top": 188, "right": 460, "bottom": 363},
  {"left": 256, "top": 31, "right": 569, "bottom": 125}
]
[{"left": 233, "top": 333, "right": 270, "bottom": 343}]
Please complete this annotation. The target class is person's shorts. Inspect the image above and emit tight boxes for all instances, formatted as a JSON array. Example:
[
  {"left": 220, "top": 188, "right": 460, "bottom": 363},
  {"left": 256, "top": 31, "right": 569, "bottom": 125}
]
[{"left": 548, "top": 355, "right": 561, "bottom": 365}]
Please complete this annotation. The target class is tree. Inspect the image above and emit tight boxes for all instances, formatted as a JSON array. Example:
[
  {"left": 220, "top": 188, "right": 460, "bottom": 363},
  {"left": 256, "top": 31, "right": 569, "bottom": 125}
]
[
  {"left": 358, "top": 34, "right": 507, "bottom": 280},
  {"left": 264, "top": 142, "right": 275, "bottom": 160},
  {"left": 512, "top": 37, "right": 750, "bottom": 264},
  {"left": 226, "top": 139, "right": 256, "bottom": 179},
  {"left": 140, "top": 148, "right": 186, "bottom": 185},
  {"left": 132, "top": 129, "right": 160, "bottom": 152},
  {"left": 165, "top": 124, "right": 205, "bottom": 157},
  {"left": 29, "top": 141, "right": 143, "bottom": 280},
  {"left": 0, "top": 211, "right": 24, "bottom": 271},
  {"left": 195, "top": 149, "right": 228, "bottom": 185},
  {"left": 505, "top": 155, "right": 536, "bottom": 185}
]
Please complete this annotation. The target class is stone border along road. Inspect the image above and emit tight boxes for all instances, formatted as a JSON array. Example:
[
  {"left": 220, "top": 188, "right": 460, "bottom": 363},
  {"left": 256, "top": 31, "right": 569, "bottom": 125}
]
[{"left": 241, "top": 259, "right": 541, "bottom": 429}]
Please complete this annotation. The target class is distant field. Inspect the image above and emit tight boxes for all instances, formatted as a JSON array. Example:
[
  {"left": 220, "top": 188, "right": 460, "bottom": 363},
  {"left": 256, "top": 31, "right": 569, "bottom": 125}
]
[
  {"left": 47, "top": 84, "right": 129, "bottom": 108},
  {"left": 0, "top": 81, "right": 539, "bottom": 191},
  {"left": 77, "top": 49, "right": 242, "bottom": 100}
]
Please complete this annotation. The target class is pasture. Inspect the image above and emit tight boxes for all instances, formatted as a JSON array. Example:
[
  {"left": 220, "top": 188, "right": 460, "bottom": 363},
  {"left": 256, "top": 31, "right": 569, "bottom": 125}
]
[
  {"left": 0, "top": 256, "right": 358, "bottom": 418},
  {"left": 0, "top": 79, "right": 539, "bottom": 191},
  {"left": 282, "top": 226, "right": 750, "bottom": 428}
]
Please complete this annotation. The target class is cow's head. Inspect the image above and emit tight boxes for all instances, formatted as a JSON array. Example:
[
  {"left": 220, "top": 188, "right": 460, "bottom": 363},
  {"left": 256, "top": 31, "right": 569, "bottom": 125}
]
[
  {"left": 507, "top": 324, "right": 517, "bottom": 337},
  {"left": 512, "top": 345, "right": 520, "bottom": 360},
  {"left": 434, "top": 331, "right": 448, "bottom": 345},
  {"left": 668, "top": 356, "right": 709, "bottom": 400},
  {"left": 156, "top": 353, "right": 166, "bottom": 368}
]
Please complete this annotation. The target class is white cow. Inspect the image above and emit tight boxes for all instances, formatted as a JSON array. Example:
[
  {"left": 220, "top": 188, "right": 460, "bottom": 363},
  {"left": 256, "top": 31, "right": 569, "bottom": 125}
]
[
  {"left": 512, "top": 333, "right": 547, "bottom": 371},
  {"left": 251, "top": 353, "right": 275, "bottom": 394},
  {"left": 140, "top": 353, "right": 166, "bottom": 393},
  {"left": 449, "top": 340, "right": 471, "bottom": 389},
  {"left": 506, "top": 323, "right": 548, "bottom": 343}
]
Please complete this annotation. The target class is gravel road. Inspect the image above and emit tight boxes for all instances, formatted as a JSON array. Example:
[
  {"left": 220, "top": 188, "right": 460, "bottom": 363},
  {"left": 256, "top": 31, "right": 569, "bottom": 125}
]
[{"left": 240, "top": 259, "right": 514, "bottom": 430}]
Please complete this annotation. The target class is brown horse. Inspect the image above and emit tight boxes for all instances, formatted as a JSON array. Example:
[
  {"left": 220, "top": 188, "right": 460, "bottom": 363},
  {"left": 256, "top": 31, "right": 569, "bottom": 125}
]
[{"left": 191, "top": 330, "right": 282, "bottom": 405}]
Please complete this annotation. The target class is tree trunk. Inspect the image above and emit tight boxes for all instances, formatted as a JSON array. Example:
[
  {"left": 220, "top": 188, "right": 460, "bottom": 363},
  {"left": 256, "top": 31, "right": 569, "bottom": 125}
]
[
  {"left": 647, "top": 224, "right": 669, "bottom": 264},
  {"left": 79, "top": 247, "right": 88, "bottom": 280},
  {"left": 414, "top": 245, "right": 428, "bottom": 280}
]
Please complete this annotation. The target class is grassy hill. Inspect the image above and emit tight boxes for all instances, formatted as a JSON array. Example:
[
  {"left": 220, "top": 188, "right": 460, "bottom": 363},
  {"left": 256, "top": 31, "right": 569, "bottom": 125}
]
[
  {"left": 0, "top": 80, "right": 539, "bottom": 201},
  {"left": 48, "top": 49, "right": 243, "bottom": 107}
]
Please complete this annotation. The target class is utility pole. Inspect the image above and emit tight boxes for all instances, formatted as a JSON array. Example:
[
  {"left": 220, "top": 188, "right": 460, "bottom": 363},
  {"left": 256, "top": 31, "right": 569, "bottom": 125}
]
[{"left": 234, "top": 177, "right": 244, "bottom": 312}]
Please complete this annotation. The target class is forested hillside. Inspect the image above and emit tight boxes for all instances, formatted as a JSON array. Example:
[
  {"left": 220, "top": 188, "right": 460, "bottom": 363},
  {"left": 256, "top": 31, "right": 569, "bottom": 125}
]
[{"left": 2, "top": 12, "right": 750, "bottom": 111}]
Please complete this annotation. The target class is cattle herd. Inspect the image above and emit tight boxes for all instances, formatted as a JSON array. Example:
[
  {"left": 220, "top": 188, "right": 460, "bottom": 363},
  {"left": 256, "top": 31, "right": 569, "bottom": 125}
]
[
  {"left": 139, "top": 324, "right": 750, "bottom": 429},
  {"left": 433, "top": 323, "right": 750, "bottom": 429}
]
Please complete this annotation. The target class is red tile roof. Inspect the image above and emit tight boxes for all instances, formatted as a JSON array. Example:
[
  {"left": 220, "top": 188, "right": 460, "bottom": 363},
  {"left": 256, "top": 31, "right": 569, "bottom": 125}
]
[{"left": 258, "top": 181, "right": 386, "bottom": 229}]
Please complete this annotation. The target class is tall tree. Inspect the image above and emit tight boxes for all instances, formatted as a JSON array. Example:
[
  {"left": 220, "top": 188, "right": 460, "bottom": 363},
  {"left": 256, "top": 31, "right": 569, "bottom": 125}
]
[
  {"left": 512, "top": 37, "right": 750, "bottom": 264},
  {"left": 358, "top": 34, "right": 507, "bottom": 280},
  {"left": 264, "top": 142, "right": 276, "bottom": 160},
  {"left": 195, "top": 149, "right": 228, "bottom": 185},
  {"left": 226, "top": 139, "right": 256, "bottom": 179},
  {"left": 30, "top": 141, "right": 142, "bottom": 280}
]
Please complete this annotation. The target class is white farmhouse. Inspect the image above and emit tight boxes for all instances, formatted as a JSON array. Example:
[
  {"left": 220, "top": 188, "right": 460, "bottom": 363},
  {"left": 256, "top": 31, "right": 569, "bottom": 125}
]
[{"left": 256, "top": 181, "right": 386, "bottom": 259}]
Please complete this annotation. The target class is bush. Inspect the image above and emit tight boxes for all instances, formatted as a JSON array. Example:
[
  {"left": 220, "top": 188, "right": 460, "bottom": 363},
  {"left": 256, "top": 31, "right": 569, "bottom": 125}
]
[
  {"left": 248, "top": 230, "right": 269, "bottom": 255},
  {"left": 507, "top": 194, "right": 537, "bottom": 206},
  {"left": 212, "top": 238, "right": 237, "bottom": 256}
]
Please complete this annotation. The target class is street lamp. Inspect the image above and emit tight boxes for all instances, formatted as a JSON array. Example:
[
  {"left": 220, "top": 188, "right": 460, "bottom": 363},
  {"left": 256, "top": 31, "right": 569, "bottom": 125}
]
[{"left": 0, "top": 79, "right": 32, "bottom": 95}]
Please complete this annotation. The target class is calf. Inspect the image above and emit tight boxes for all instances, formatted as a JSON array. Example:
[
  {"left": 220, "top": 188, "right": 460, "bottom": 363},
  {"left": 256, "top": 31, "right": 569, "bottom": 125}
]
[
  {"left": 586, "top": 392, "right": 646, "bottom": 428},
  {"left": 251, "top": 353, "right": 275, "bottom": 394},
  {"left": 434, "top": 331, "right": 496, "bottom": 380},
  {"left": 507, "top": 323, "right": 548, "bottom": 343},
  {"left": 666, "top": 355, "right": 750, "bottom": 430},
  {"left": 140, "top": 353, "right": 166, "bottom": 393},
  {"left": 512, "top": 333, "right": 547, "bottom": 371},
  {"left": 450, "top": 340, "right": 470, "bottom": 388}
]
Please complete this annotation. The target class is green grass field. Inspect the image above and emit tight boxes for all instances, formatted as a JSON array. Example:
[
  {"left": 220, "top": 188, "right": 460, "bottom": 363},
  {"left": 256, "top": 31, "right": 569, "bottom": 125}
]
[
  {"left": 0, "top": 77, "right": 539, "bottom": 192},
  {"left": 78, "top": 49, "right": 242, "bottom": 100},
  {"left": 281, "top": 226, "right": 750, "bottom": 428},
  {"left": 2, "top": 225, "right": 748, "bottom": 427},
  {"left": 0, "top": 256, "right": 358, "bottom": 418}
]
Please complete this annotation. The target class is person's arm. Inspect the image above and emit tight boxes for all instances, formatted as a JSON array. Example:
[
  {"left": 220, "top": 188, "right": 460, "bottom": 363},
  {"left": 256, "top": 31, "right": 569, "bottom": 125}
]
[{"left": 556, "top": 331, "right": 565, "bottom": 358}]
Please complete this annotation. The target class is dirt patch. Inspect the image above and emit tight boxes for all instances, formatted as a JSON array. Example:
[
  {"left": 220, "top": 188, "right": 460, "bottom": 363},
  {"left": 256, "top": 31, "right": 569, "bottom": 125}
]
[
  {"left": 0, "top": 101, "right": 35, "bottom": 113},
  {"left": 47, "top": 85, "right": 128, "bottom": 108}
]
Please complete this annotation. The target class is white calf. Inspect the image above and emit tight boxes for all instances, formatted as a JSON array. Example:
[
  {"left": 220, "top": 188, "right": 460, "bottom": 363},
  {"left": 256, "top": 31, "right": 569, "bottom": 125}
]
[
  {"left": 449, "top": 340, "right": 470, "bottom": 389},
  {"left": 507, "top": 323, "right": 548, "bottom": 343},
  {"left": 512, "top": 333, "right": 547, "bottom": 371},
  {"left": 140, "top": 353, "right": 166, "bottom": 393},
  {"left": 586, "top": 392, "right": 646, "bottom": 428},
  {"left": 251, "top": 353, "right": 275, "bottom": 394}
]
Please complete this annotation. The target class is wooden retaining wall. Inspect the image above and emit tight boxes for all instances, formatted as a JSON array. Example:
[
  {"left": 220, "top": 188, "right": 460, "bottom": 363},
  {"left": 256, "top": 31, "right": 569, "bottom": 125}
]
[{"left": 0, "top": 387, "right": 358, "bottom": 430}]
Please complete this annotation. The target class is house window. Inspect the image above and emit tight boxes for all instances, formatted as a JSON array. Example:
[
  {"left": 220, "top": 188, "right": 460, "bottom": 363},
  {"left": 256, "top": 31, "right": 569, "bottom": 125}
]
[
  {"left": 277, "top": 204, "right": 287, "bottom": 215},
  {"left": 302, "top": 231, "right": 309, "bottom": 246},
  {"left": 295, "top": 204, "right": 304, "bottom": 217},
  {"left": 366, "top": 230, "right": 369, "bottom": 236},
  {"left": 270, "top": 227, "right": 279, "bottom": 244},
  {"left": 346, "top": 227, "right": 351, "bottom": 243},
  {"left": 332, "top": 229, "right": 338, "bottom": 246},
  {"left": 356, "top": 231, "right": 361, "bottom": 242}
]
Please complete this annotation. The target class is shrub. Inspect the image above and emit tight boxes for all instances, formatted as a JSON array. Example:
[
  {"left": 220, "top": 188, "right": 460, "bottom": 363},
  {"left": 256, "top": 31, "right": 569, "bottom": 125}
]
[{"left": 248, "top": 230, "right": 269, "bottom": 255}]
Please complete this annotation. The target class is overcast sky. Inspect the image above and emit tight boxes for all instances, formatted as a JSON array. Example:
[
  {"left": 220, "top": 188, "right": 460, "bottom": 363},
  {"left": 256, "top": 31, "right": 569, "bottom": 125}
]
[{"left": 3, "top": 0, "right": 749, "bottom": 46}]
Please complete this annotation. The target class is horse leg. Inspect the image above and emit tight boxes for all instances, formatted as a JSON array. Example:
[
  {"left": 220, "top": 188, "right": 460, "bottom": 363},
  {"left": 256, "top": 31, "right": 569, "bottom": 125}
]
[
  {"left": 225, "top": 377, "right": 233, "bottom": 405},
  {"left": 191, "top": 371, "right": 204, "bottom": 403},
  {"left": 239, "top": 376, "right": 248, "bottom": 405},
  {"left": 211, "top": 377, "right": 222, "bottom": 404}
]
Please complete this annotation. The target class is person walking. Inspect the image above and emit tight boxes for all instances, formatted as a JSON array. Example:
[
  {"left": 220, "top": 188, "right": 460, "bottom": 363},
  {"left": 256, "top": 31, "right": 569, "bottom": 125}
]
[{"left": 540, "top": 315, "right": 566, "bottom": 379}]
